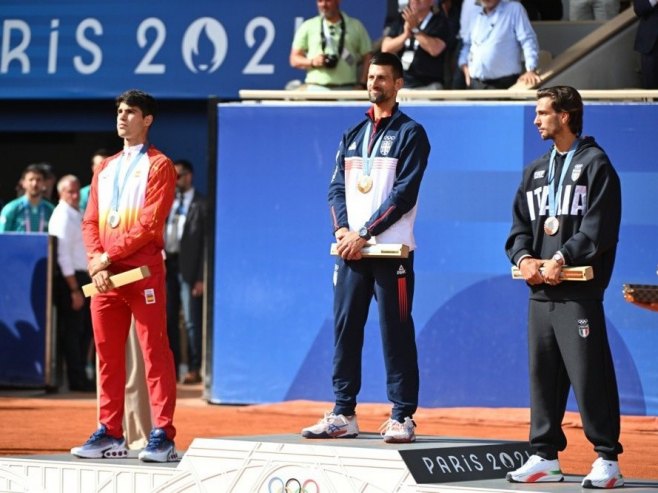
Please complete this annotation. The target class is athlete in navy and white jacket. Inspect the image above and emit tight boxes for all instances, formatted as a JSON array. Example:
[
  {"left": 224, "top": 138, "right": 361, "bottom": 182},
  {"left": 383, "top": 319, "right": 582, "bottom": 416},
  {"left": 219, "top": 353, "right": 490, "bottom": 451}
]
[{"left": 301, "top": 52, "right": 430, "bottom": 444}]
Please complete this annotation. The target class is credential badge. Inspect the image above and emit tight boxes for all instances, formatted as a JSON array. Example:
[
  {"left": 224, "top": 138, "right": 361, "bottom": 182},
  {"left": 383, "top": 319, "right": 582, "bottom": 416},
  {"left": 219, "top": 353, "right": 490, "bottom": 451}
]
[{"left": 577, "top": 319, "right": 590, "bottom": 338}]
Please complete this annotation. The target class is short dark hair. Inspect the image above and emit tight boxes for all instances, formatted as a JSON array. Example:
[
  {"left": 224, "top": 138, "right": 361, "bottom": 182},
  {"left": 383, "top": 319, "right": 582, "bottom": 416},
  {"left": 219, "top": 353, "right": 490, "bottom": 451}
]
[
  {"left": 536, "top": 86, "right": 583, "bottom": 137},
  {"left": 116, "top": 89, "right": 158, "bottom": 118},
  {"left": 370, "top": 52, "right": 403, "bottom": 81},
  {"left": 22, "top": 163, "right": 47, "bottom": 180},
  {"left": 174, "top": 159, "right": 194, "bottom": 174}
]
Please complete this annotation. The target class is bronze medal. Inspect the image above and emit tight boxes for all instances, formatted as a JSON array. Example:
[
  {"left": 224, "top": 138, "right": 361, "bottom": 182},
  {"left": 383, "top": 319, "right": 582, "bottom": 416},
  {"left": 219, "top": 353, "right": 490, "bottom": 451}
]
[
  {"left": 108, "top": 210, "right": 120, "bottom": 229},
  {"left": 357, "top": 175, "right": 373, "bottom": 193},
  {"left": 544, "top": 216, "right": 559, "bottom": 236}
]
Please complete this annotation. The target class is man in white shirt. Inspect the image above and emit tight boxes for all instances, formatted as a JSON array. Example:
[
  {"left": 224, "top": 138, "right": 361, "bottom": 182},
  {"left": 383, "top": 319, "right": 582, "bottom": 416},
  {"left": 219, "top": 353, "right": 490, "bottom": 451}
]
[{"left": 49, "top": 175, "right": 94, "bottom": 392}]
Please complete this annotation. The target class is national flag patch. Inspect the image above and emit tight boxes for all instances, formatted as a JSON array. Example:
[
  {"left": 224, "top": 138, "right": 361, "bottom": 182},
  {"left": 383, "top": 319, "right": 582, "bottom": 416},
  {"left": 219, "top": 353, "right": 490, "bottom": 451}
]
[{"left": 144, "top": 288, "right": 156, "bottom": 304}]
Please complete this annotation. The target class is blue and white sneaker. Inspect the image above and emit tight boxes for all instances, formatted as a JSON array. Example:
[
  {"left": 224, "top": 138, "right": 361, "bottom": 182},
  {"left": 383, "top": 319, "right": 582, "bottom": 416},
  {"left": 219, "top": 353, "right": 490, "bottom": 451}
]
[
  {"left": 301, "top": 412, "right": 359, "bottom": 438},
  {"left": 71, "top": 425, "right": 128, "bottom": 459},
  {"left": 138, "top": 428, "right": 179, "bottom": 463}
]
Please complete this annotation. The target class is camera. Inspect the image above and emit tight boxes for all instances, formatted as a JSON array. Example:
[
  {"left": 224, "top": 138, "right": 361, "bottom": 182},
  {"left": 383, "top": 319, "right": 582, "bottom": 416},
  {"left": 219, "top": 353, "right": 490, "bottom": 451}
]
[{"left": 323, "top": 54, "right": 339, "bottom": 68}]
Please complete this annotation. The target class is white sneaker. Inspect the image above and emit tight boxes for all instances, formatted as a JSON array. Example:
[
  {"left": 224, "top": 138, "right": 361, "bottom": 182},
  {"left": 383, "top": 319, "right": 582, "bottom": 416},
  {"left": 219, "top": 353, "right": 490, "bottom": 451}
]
[
  {"left": 506, "top": 454, "right": 564, "bottom": 483},
  {"left": 301, "top": 412, "right": 359, "bottom": 438},
  {"left": 380, "top": 417, "right": 416, "bottom": 443},
  {"left": 582, "top": 458, "right": 624, "bottom": 489}
]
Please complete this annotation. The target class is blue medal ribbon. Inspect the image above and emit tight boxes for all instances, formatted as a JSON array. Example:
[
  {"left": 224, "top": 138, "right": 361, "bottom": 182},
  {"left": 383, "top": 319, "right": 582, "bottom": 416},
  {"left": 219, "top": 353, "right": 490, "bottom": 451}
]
[
  {"left": 360, "top": 112, "right": 400, "bottom": 177},
  {"left": 111, "top": 144, "right": 148, "bottom": 214},
  {"left": 547, "top": 138, "right": 580, "bottom": 217}
]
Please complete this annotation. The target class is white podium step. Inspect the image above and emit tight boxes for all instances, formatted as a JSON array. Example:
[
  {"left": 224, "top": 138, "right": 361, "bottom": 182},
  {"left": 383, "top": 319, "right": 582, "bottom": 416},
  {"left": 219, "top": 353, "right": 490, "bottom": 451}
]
[{"left": 1, "top": 434, "right": 656, "bottom": 493}]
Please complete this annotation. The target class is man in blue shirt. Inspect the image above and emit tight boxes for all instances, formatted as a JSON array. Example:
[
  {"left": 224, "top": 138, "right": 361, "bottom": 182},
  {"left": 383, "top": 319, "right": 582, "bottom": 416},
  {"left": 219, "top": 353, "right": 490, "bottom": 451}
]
[{"left": 459, "top": 0, "right": 541, "bottom": 89}]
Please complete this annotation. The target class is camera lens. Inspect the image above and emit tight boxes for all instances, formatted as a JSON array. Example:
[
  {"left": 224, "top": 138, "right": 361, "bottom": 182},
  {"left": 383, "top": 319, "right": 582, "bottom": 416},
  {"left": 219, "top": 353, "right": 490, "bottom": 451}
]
[{"left": 323, "top": 55, "right": 338, "bottom": 68}]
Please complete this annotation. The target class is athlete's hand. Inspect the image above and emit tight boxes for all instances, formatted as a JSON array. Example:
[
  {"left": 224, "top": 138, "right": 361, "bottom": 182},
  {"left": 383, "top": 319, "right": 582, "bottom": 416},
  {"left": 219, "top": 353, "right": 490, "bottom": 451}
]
[
  {"left": 519, "top": 257, "right": 544, "bottom": 285},
  {"left": 335, "top": 231, "right": 367, "bottom": 260},
  {"left": 92, "top": 270, "right": 113, "bottom": 294},
  {"left": 88, "top": 253, "right": 108, "bottom": 277},
  {"left": 542, "top": 259, "right": 563, "bottom": 286},
  {"left": 334, "top": 227, "right": 349, "bottom": 242}
]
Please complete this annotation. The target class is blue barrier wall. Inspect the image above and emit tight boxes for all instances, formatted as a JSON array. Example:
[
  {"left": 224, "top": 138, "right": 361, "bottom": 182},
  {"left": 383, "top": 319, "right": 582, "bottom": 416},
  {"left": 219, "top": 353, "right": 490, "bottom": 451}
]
[
  {"left": 211, "top": 102, "right": 658, "bottom": 416},
  {"left": 0, "top": 234, "right": 50, "bottom": 386}
]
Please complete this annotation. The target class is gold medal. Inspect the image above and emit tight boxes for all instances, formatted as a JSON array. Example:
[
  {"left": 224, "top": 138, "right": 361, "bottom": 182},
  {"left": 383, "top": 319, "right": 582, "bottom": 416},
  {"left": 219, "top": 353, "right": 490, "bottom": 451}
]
[
  {"left": 357, "top": 175, "right": 373, "bottom": 193},
  {"left": 544, "top": 216, "right": 559, "bottom": 236},
  {"left": 108, "top": 210, "right": 120, "bottom": 229}
]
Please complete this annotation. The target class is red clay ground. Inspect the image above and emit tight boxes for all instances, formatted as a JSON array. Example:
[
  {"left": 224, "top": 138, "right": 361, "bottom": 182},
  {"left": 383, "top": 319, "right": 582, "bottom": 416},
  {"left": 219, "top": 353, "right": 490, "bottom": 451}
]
[{"left": 1, "top": 384, "right": 657, "bottom": 480}]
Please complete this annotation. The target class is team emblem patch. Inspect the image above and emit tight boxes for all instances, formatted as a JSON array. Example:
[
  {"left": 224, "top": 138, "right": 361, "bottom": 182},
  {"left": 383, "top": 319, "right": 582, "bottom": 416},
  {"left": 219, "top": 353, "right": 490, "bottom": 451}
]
[
  {"left": 534, "top": 170, "right": 546, "bottom": 179},
  {"left": 577, "top": 319, "right": 590, "bottom": 338},
  {"left": 144, "top": 288, "right": 156, "bottom": 304},
  {"left": 571, "top": 164, "right": 583, "bottom": 181},
  {"left": 380, "top": 135, "right": 395, "bottom": 156},
  {"left": 397, "top": 265, "right": 406, "bottom": 276}
]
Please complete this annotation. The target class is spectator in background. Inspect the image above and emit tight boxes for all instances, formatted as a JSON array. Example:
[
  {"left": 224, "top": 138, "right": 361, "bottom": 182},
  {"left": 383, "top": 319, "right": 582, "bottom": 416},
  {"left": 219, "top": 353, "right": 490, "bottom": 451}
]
[
  {"left": 633, "top": 0, "right": 658, "bottom": 88},
  {"left": 49, "top": 175, "right": 94, "bottom": 392},
  {"left": 165, "top": 159, "right": 207, "bottom": 385},
  {"left": 289, "top": 0, "right": 372, "bottom": 90},
  {"left": 570, "top": 0, "right": 620, "bottom": 20},
  {"left": 459, "top": 0, "right": 541, "bottom": 89},
  {"left": 35, "top": 162, "right": 57, "bottom": 204},
  {"left": 453, "top": 0, "right": 481, "bottom": 88},
  {"left": 382, "top": 0, "right": 453, "bottom": 89},
  {"left": 80, "top": 149, "right": 111, "bottom": 213},
  {"left": 0, "top": 164, "right": 54, "bottom": 232}
]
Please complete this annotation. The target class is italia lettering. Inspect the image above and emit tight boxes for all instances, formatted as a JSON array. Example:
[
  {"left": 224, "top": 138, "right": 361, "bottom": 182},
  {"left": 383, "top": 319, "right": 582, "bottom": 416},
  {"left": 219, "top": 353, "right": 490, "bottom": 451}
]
[{"left": 526, "top": 184, "right": 587, "bottom": 221}]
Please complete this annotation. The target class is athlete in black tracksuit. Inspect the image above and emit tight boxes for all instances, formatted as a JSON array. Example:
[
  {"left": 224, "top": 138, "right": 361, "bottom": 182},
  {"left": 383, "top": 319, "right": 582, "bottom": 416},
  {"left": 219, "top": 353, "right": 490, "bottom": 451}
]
[{"left": 506, "top": 133, "right": 623, "bottom": 462}]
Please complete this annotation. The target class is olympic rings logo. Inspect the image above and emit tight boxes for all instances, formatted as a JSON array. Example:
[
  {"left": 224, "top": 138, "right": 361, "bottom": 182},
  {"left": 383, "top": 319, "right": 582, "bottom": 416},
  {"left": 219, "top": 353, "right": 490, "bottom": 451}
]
[{"left": 267, "top": 476, "right": 320, "bottom": 493}]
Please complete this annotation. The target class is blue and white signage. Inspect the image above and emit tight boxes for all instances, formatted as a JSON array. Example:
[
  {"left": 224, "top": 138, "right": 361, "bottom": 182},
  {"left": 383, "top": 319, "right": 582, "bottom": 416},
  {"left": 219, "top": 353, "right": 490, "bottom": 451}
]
[{"left": 0, "top": 0, "right": 383, "bottom": 99}]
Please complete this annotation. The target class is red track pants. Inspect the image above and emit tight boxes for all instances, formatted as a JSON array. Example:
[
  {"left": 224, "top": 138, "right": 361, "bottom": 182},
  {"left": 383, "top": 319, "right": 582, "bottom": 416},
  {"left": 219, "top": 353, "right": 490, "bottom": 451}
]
[{"left": 90, "top": 261, "right": 177, "bottom": 440}]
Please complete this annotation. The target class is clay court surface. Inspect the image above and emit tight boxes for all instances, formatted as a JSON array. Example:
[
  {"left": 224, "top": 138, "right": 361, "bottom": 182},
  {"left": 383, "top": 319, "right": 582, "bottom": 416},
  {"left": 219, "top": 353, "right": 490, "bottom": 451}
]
[{"left": 1, "top": 384, "right": 657, "bottom": 480}]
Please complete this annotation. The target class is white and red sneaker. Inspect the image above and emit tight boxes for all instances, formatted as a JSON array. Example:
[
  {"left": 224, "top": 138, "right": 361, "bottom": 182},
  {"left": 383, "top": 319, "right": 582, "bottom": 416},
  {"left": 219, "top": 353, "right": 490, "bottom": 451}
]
[
  {"left": 506, "top": 454, "right": 564, "bottom": 483},
  {"left": 582, "top": 458, "right": 624, "bottom": 489}
]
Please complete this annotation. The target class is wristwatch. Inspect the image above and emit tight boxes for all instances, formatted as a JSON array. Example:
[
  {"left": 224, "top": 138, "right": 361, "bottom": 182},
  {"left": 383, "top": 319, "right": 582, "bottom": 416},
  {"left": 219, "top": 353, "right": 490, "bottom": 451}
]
[
  {"left": 411, "top": 27, "right": 420, "bottom": 35},
  {"left": 358, "top": 226, "right": 371, "bottom": 241},
  {"left": 100, "top": 252, "right": 111, "bottom": 267},
  {"left": 551, "top": 251, "right": 565, "bottom": 266}
]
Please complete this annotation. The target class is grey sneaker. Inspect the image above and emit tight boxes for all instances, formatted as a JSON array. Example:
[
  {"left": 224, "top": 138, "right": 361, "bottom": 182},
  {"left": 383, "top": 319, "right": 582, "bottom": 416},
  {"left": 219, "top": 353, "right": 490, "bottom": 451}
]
[
  {"left": 138, "top": 428, "right": 179, "bottom": 463},
  {"left": 301, "top": 412, "right": 359, "bottom": 438},
  {"left": 71, "top": 425, "right": 128, "bottom": 459}
]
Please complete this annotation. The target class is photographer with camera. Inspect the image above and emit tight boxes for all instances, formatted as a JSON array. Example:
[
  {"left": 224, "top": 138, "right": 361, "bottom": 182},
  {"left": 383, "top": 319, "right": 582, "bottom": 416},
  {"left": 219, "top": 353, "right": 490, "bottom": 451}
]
[{"left": 290, "top": 0, "right": 372, "bottom": 90}]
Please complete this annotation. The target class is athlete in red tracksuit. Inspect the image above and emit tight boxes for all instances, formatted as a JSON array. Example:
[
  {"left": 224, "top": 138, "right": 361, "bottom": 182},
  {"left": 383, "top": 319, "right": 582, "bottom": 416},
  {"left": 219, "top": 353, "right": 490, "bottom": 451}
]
[{"left": 72, "top": 89, "right": 178, "bottom": 463}]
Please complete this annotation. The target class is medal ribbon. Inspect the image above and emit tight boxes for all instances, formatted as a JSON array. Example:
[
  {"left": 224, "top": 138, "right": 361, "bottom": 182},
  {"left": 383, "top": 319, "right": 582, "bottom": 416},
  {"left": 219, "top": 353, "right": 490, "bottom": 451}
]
[
  {"left": 111, "top": 144, "right": 148, "bottom": 213},
  {"left": 361, "top": 112, "right": 400, "bottom": 177},
  {"left": 547, "top": 139, "right": 579, "bottom": 217}
]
